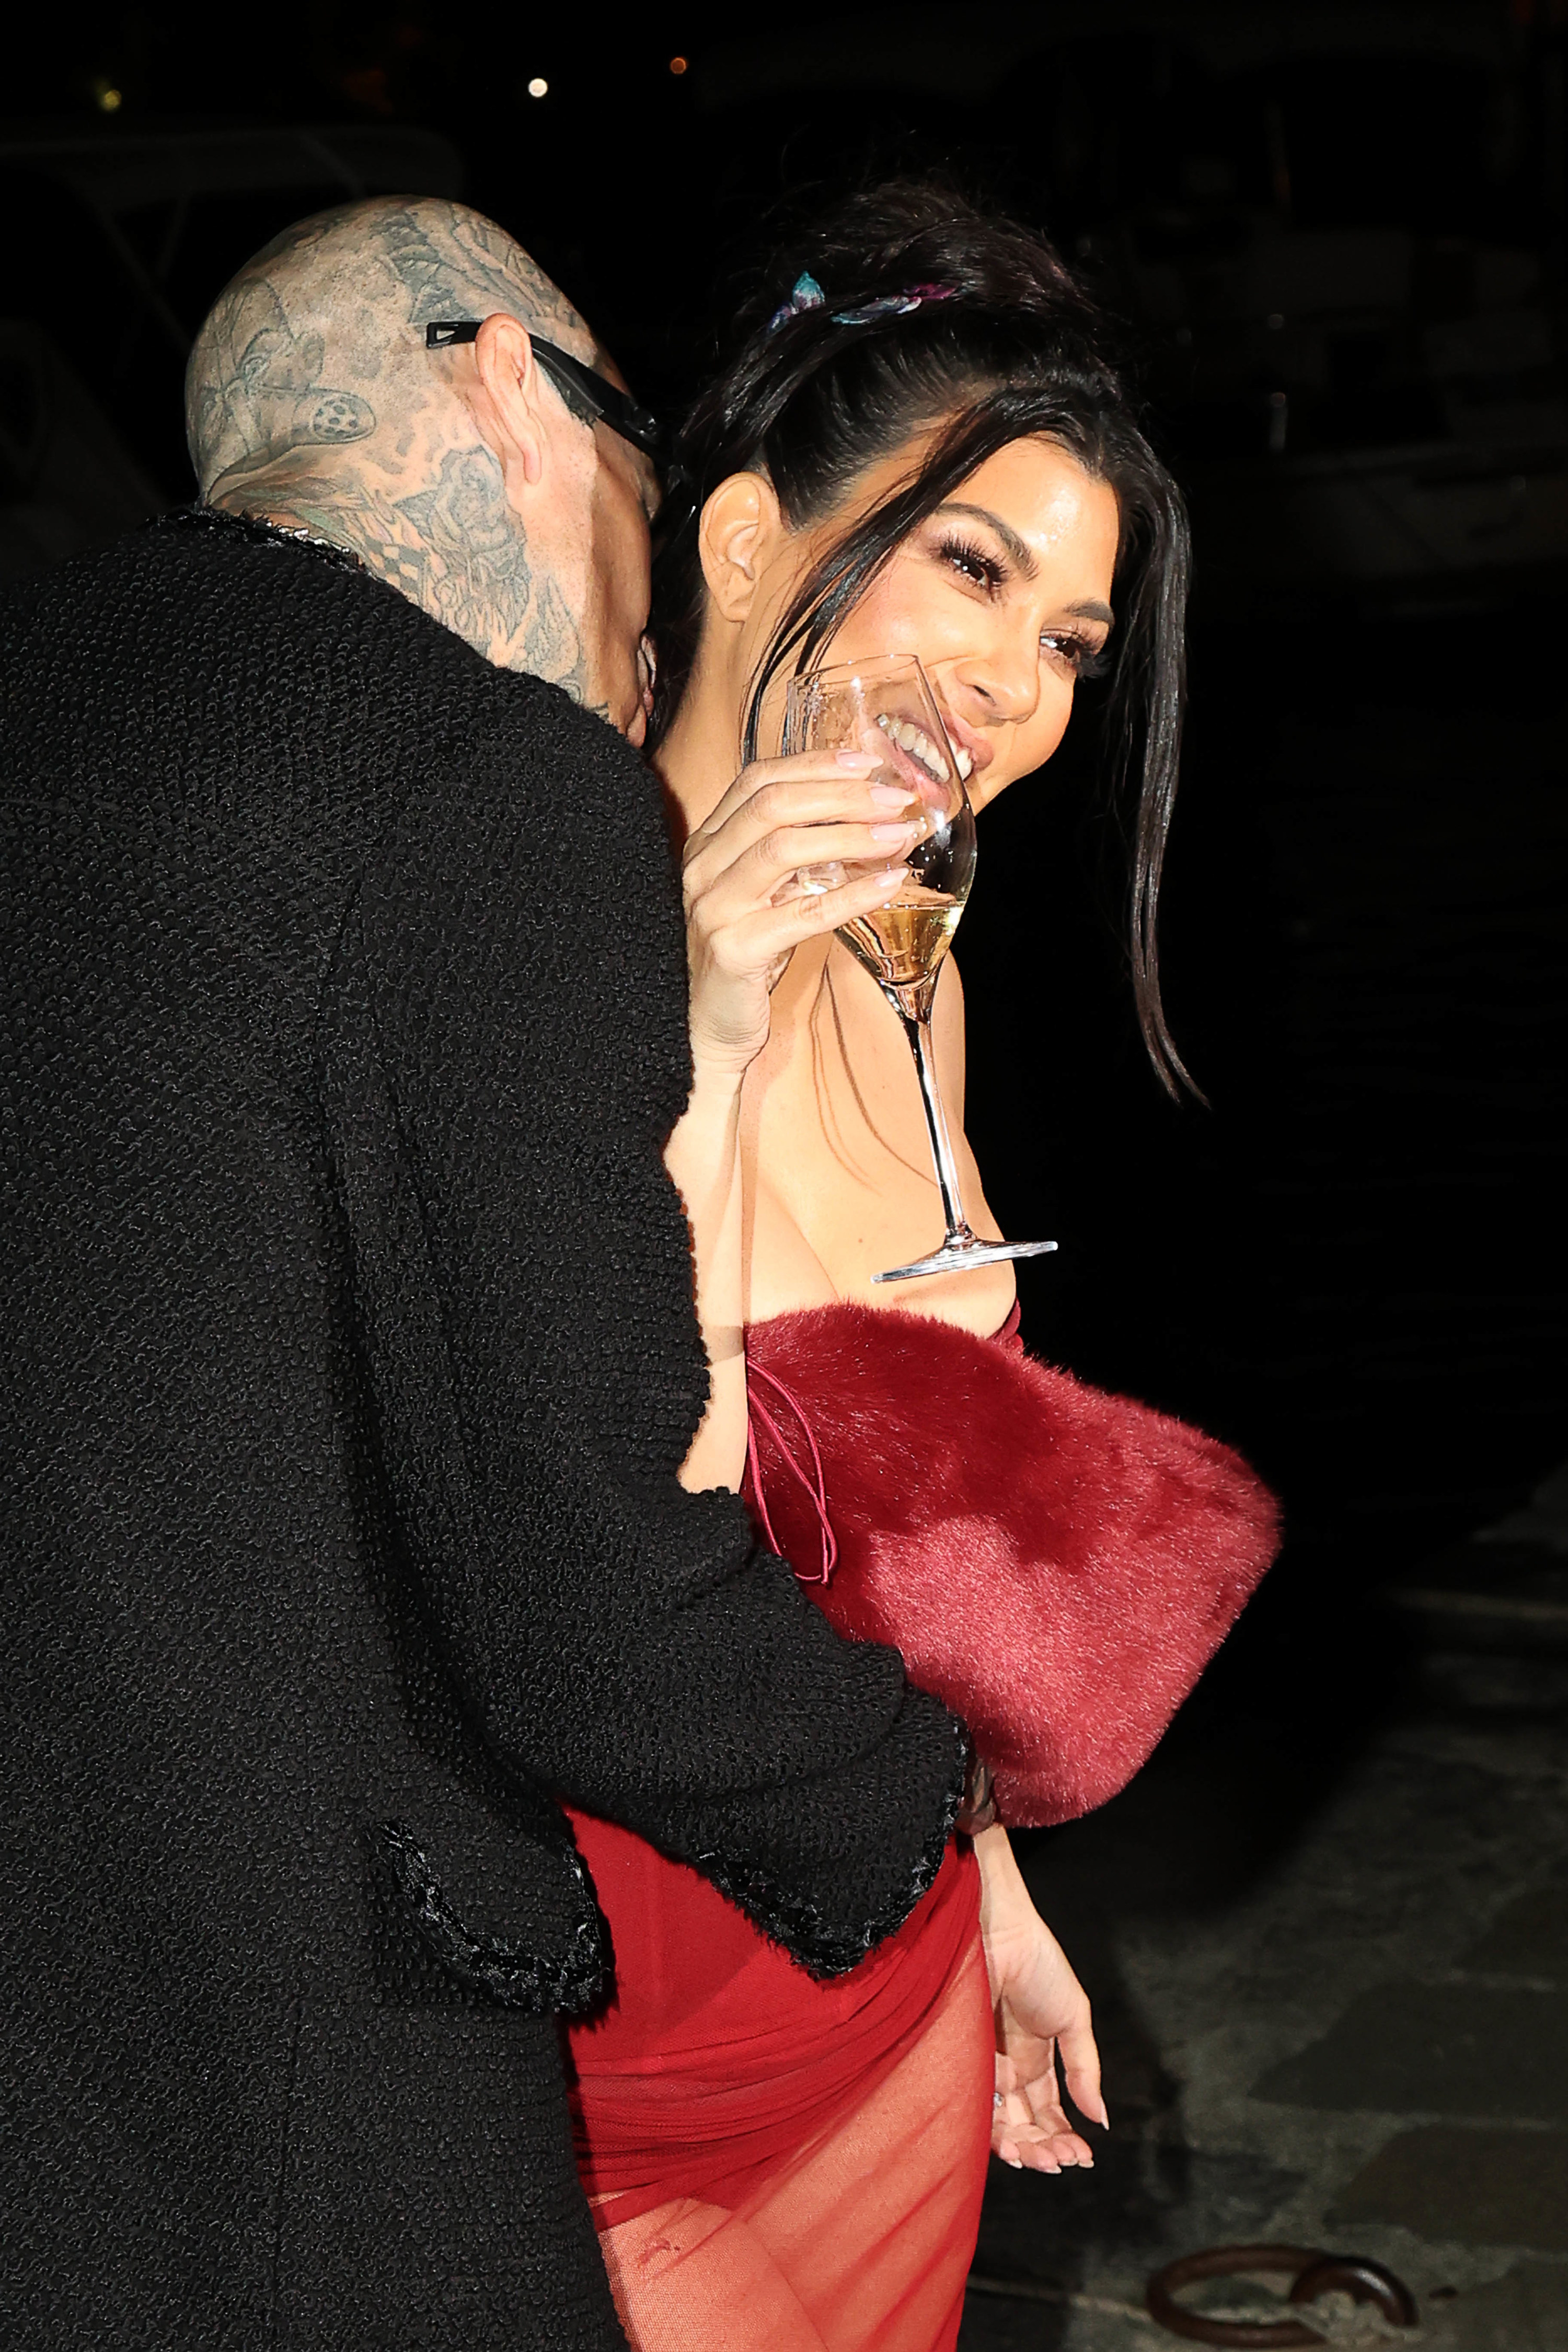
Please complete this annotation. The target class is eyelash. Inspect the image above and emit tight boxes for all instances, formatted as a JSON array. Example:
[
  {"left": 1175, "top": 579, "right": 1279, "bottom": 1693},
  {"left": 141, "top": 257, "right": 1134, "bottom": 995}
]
[
  {"left": 936, "top": 533, "right": 1111, "bottom": 681},
  {"left": 1045, "top": 632, "right": 1112, "bottom": 683},
  {"left": 938, "top": 533, "right": 1006, "bottom": 592}
]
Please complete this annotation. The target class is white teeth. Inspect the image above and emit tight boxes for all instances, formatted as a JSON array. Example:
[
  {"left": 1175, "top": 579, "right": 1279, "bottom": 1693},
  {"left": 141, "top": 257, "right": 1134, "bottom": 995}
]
[
  {"left": 954, "top": 747, "right": 973, "bottom": 781},
  {"left": 877, "top": 711, "right": 947, "bottom": 782}
]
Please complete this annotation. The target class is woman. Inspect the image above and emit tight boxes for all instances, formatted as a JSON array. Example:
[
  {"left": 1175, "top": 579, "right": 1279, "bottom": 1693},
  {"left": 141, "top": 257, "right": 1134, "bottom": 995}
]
[{"left": 563, "top": 183, "right": 1276, "bottom": 2351}]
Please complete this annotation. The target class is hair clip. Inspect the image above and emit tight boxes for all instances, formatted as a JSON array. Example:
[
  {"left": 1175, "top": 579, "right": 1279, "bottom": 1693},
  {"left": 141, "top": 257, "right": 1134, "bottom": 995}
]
[
  {"left": 831, "top": 283, "right": 956, "bottom": 326},
  {"left": 766, "top": 272, "right": 826, "bottom": 335},
  {"left": 765, "top": 276, "right": 957, "bottom": 338}
]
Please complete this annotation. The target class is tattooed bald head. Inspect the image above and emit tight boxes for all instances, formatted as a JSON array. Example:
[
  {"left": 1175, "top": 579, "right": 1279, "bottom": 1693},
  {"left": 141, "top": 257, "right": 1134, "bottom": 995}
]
[{"left": 185, "top": 197, "right": 656, "bottom": 734}]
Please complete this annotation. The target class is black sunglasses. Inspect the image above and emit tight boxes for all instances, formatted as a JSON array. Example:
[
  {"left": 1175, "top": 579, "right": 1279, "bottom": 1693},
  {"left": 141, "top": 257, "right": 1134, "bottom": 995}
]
[{"left": 425, "top": 321, "right": 664, "bottom": 460}]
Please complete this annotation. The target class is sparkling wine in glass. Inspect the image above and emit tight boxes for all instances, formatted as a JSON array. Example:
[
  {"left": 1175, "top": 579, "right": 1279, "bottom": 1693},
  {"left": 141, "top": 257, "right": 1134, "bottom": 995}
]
[{"left": 782, "top": 653, "right": 1057, "bottom": 1284}]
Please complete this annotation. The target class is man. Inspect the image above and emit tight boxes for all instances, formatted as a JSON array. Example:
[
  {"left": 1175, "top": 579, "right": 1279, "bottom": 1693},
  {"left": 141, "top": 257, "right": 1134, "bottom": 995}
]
[{"left": 0, "top": 198, "right": 963, "bottom": 2348}]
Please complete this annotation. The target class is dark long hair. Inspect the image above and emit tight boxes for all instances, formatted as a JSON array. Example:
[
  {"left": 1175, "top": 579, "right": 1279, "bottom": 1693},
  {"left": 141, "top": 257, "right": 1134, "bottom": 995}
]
[{"left": 650, "top": 181, "right": 1194, "bottom": 1097}]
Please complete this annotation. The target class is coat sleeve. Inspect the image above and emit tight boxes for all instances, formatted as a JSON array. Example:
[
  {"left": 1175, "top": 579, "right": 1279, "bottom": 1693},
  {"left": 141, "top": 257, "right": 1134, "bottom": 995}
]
[{"left": 320, "top": 689, "right": 964, "bottom": 1977}]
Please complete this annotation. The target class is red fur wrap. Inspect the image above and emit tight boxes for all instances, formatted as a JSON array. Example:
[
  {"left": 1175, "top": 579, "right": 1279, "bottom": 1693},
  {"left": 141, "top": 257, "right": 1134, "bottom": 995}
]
[{"left": 744, "top": 1304, "right": 1279, "bottom": 1828}]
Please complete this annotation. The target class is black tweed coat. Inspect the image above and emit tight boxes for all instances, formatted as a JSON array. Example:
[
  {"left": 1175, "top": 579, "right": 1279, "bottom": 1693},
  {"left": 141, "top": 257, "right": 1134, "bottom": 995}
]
[{"left": 0, "top": 513, "right": 964, "bottom": 2350}]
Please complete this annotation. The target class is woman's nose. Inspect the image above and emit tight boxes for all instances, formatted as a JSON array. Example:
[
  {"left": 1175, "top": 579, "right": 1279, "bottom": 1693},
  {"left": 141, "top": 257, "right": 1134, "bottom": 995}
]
[{"left": 948, "top": 632, "right": 1042, "bottom": 728}]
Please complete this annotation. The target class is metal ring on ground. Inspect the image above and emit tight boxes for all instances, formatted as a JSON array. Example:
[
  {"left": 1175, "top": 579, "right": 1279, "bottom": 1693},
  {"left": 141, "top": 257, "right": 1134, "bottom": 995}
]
[
  {"left": 1146, "top": 2246, "right": 1330, "bottom": 2347},
  {"left": 1289, "top": 2255, "right": 1419, "bottom": 2328},
  {"left": 1145, "top": 2242, "right": 1417, "bottom": 2346}
]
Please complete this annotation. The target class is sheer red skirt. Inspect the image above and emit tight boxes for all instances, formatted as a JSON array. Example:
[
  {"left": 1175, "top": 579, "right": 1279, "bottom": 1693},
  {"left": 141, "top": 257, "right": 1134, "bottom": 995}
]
[{"left": 563, "top": 1811, "right": 990, "bottom": 2352}]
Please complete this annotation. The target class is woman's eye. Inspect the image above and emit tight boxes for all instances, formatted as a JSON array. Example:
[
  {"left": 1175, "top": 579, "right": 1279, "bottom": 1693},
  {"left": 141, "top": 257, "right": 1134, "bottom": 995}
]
[
  {"left": 1043, "top": 632, "right": 1110, "bottom": 681},
  {"left": 937, "top": 535, "right": 1003, "bottom": 591}
]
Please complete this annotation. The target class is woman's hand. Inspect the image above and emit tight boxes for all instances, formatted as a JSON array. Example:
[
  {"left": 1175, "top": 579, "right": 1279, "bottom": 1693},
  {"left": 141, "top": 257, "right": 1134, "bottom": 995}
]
[
  {"left": 679, "top": 748, "right": 923, "bottom": 1076},
  {"left": 974, "top": 1824, "right": 1108, "bottom": 2174}
]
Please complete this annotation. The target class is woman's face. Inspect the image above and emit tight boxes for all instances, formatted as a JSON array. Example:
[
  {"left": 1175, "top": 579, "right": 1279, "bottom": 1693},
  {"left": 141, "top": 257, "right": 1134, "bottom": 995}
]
[{"left": 759, "top": 434, "right": 1122, "bottom": 812}]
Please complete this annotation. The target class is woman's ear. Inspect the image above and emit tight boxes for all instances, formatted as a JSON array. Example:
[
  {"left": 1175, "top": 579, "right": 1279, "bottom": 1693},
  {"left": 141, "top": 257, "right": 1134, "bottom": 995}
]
[{"left": 698, "top": 472, "right": 784, "bottom": 624}]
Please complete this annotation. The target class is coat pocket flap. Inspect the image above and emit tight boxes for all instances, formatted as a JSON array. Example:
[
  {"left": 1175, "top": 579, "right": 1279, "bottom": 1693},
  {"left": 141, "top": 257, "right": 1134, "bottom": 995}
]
[{"left": 365, "top": 1812, "right": 607, "bottom": 2014}]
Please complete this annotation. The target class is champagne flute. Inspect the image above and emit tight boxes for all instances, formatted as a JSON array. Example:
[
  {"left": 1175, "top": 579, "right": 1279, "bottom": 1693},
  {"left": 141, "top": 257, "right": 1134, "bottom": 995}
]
[{"left": 782, "top": 653, "right": 1057, "bottom": 1284}]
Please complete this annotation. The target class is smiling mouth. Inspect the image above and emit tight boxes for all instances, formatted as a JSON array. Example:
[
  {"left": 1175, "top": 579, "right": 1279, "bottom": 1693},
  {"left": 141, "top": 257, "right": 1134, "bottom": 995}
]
[{"left": 875, "top": 711, "right": 973, "bottom": 783}]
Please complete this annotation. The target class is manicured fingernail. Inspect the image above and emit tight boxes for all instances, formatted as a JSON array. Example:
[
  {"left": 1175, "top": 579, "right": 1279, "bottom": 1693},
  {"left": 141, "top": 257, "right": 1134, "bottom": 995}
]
[
  {"left": 870, "top": 821, "right": 919, "bottom": 843},
  {"left": 835, "top": 749, "right": 880, "bottom": 768},
  {"left": 869, "top": 782, "right": 912, "bottom": 809}
]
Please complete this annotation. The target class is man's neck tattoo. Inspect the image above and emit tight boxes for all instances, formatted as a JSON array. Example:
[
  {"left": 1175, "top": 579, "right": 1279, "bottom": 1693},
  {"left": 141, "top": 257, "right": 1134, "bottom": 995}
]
[{"left": 223, "top": 454, "right": 593, "bottom": 702}]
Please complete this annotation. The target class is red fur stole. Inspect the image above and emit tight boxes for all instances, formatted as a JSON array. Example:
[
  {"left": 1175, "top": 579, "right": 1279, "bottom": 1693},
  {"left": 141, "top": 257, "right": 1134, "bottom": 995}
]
[{"left": 744, "top": 1303, "right": 1279, "bottom": 1827}]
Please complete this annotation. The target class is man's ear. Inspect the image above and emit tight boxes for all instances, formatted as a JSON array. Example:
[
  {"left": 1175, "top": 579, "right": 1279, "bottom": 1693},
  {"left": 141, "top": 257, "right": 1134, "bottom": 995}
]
[
  {"left": 698, "top": 473, "right": 784, "bottom": 623},
  {"left": 470, "top": 313, "right": 549, "bottom": 485}
]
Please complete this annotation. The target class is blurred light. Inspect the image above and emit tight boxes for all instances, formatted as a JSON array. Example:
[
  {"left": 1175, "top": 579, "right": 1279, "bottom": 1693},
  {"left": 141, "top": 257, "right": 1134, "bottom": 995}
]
[
  {"left": 527, "top": 76, "right": 548, "bottom": 97},
  {"left": 1266, "top": 312, "right": 1285, "bottom": 331},
  {"left": 669, "top": 55, "right": 688, "bottom": 74},
  {"left": 92, "top": 77, "right": 122, "bottom": 111}
]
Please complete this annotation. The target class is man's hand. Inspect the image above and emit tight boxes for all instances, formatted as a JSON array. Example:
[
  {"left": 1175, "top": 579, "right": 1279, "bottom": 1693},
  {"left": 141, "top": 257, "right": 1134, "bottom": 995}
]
[
  {"left": 679, "top": 750, "right": 921, "bottom": 1075},
  {"left": 974, "top": 1824, "right": 1108, "bottom": 2173}
]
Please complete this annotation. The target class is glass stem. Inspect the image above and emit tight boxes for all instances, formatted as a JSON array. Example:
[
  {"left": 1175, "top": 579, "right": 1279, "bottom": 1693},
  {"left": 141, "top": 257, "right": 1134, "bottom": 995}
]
[{"left": 898, "top": 1005, "right": 975, "bottom": 1249}]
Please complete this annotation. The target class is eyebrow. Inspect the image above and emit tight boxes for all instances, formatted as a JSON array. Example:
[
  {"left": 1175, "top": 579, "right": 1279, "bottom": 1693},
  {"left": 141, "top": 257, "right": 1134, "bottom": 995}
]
[
  {"left": 933, "top": 504, "right": 1116, "bottom": 626},
  {"left": 936, "top": 502, "right": 1039, "bottom": 580}
]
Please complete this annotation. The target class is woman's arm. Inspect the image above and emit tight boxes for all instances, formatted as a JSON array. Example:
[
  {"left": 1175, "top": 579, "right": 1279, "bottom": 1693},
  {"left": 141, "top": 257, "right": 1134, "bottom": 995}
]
[
  {"left": 664, "top": 1060, "right": 748, "bottom": 1491},
  {"left": 666, "top": 748, "right": 923, "bottom": 1491},
  {"left": 974, "top": 1824, "right": 1108, "bottom": 2171}
]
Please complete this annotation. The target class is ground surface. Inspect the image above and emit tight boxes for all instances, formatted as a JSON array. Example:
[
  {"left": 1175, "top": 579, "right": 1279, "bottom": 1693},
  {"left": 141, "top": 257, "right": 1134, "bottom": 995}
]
[{"left": 959, "top": 1676, "right": 1568, "bottom": 2348}]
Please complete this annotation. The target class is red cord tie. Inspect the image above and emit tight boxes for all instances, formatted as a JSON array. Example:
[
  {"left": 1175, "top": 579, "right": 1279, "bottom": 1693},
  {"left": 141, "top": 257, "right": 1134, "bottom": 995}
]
[{"left": 743, "top": 1359, "right": 839, "bottom": 1586}]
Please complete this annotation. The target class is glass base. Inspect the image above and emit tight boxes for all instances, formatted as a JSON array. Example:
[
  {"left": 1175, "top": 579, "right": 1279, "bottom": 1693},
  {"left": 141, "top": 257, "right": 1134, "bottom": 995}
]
[{"left": 872, "top": 1237, "right": 1058, "bottom": 1285}]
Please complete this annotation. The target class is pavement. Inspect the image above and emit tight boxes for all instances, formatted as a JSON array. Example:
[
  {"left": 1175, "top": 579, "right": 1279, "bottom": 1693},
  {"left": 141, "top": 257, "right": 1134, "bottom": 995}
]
[{"left": 958, "top": 1483, "right": 1568, "bottom": 2351}]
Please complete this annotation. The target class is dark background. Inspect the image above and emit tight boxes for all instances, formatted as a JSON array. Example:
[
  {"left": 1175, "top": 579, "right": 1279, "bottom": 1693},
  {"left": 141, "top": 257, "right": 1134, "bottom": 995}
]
[{"left": 4, "top": 1, "right": 1565, "bottom": 2318}]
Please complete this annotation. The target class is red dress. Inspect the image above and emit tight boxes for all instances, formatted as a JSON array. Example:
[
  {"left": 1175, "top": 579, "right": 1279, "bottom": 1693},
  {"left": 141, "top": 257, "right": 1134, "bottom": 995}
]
[{"left": 565, "top": 1304, "right": 1277, "bottom": 2351}]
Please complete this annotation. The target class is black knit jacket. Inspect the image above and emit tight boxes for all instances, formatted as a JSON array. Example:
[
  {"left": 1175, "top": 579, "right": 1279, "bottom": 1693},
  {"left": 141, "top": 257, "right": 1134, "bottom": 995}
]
[{"left": 0, "top": 512, "right": 964, "bottom": 2350}]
